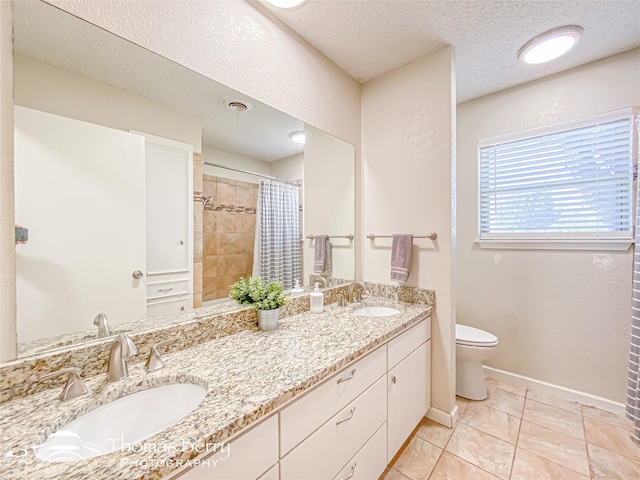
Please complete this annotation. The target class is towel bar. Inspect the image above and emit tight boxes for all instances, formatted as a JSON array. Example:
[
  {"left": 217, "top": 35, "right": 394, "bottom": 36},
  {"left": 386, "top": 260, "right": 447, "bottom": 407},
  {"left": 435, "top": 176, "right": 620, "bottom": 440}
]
[
  {"left": 367, "top": 233, "right": 437, "bottom": 240},
  {"left": 307, "top": 234, "right": 354, "bottom": 240}
]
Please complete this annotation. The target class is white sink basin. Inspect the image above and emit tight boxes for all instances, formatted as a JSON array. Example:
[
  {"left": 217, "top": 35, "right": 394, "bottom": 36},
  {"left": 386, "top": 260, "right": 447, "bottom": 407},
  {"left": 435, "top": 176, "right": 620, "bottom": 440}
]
[
  {"left": 36, "top": 383, "right": 207, "bottom": 462},
  {"left": 353, "top": 306, "right": 400, "bottom": 317}
]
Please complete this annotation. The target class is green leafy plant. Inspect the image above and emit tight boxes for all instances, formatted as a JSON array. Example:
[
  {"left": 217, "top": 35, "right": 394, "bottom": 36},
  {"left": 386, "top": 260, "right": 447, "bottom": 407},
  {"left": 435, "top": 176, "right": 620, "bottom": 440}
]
[{"left": 229, "top": 277, "right": 290, "bottom": 310}]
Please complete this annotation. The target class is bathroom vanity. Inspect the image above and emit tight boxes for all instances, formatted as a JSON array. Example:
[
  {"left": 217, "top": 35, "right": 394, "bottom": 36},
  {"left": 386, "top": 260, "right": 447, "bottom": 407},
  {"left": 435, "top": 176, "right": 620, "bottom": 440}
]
[{"left": 0, "top": 292, "right": 432, "bottom": 480}]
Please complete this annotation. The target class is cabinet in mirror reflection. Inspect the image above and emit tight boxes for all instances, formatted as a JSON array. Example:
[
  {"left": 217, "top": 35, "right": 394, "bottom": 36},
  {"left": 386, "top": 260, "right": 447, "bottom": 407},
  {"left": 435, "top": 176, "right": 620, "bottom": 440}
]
[{"left": 9, "top": 0, "right": 354, "bottom": 359}]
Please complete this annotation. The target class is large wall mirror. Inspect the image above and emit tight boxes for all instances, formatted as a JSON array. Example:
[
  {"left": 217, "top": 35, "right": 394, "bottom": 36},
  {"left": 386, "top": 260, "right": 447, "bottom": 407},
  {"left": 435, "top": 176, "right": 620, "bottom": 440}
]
[{"left": 10, "top": 1, "right": 355, "bottom": 359}]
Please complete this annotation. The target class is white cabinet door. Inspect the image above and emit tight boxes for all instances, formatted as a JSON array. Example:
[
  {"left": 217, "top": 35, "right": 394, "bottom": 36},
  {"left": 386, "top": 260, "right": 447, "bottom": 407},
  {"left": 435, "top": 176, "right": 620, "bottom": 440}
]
[
  {"left": 387, "top": 340, "right": 431, "bottom": 462},
  {"left": 15, "top": 106, "right": 147, "bottom": 341},
  {"left": 142, "top": 133, "right": 193, "bottom": 275}
]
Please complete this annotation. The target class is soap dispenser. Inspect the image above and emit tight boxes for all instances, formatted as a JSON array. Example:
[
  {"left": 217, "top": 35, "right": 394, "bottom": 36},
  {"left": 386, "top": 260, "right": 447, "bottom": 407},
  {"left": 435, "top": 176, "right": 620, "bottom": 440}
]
[{"left": 310, "top": 283, "right": 324, "bottom": 313}]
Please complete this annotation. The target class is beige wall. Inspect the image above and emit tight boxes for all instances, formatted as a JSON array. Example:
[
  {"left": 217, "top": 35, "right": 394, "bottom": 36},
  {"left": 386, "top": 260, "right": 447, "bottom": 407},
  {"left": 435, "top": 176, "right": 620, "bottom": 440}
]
[
  {"left": 457, "top": 49, "right": 640, "bottom": 403},
  {"left": 0, "top": 1, "right": 15, "bottom": 361},
  {"left": 271, "top": 153, "right": 304, "bottom": 182},
  {"left": 361, "top": 47, "right": 456, "bottom": 422},
  {"left": 304, "top": 125, "right": 356, "bottom": 283},
  {"left": 202, "top": 147, "right": 270, "bottom": 184},
  {"left": 14, "top": 54, "right": 201, "bottom": 153}
]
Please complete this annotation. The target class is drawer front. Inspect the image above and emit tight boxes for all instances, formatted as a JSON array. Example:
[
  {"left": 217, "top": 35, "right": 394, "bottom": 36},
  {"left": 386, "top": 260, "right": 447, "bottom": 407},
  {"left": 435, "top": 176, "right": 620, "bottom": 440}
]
[
  {"left": 280, "top": 377, "right": 387, "bottom": 480},
  {"left": 147, "top": 279, "right": 190, "bottom": 300},
  {"left": 388, "top": 318, "right": 431, "bottom": 369},
  {"left": 280, "top": 346, "right": 386, "bottom": 455},
  {"left": 177, "top": 415, "right": 278, "bottom": 480},
  {"left": 147, "top": 296, "right": 191, "bottom": 316},
  {"left": 333, "top": 423, "right": 387, "bottom": 480}
]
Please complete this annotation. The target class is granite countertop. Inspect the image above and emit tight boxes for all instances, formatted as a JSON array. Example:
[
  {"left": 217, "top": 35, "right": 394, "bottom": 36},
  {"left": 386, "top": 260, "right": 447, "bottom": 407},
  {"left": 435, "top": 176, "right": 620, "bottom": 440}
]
[{"left": 0, "top": 297, "right": 431, "bottom": 479}]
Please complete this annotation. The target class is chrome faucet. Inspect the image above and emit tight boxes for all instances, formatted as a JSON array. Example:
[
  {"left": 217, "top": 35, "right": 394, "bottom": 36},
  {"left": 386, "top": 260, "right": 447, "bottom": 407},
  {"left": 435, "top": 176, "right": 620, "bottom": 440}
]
[
  {"left": 311, "top": 275, "right": 328, "bottom": 288},
  {"left": 346, "top": 281, "right": 366, "bottom": 304},
  {"left": 93, "top": 312, "right": 111, "bottom": 338},
  {"left": 107, "top": 334, "right": 138, "bottom": 382},
  {"left": 40, "top": 367, "right": 88, "bottom": 401}
]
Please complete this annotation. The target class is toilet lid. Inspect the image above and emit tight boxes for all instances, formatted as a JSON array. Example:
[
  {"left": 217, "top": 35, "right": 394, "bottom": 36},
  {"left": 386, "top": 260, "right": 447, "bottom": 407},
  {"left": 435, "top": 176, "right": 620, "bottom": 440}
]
[{"left": 456, "top": 324, "right": 498, "bottom": 347}]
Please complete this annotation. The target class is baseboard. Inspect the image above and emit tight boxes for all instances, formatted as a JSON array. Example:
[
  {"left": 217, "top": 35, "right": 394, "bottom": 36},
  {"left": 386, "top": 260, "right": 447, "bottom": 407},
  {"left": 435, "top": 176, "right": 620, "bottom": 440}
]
[
  {"left": 483, "top": 365, "right": 626, "bottom": 415},
  {"left": 426, "top": 404, "right": 459, "bottom": 428}
]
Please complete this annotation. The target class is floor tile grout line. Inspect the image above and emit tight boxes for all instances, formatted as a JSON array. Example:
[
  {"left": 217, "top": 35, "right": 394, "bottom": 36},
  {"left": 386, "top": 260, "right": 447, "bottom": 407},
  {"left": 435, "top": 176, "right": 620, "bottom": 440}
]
[
  {"left": 581, "top": 405, "right": 595, "bottom": 480},
  {"left": 507, "top": 387, "right": 526, "bottom": 480}
]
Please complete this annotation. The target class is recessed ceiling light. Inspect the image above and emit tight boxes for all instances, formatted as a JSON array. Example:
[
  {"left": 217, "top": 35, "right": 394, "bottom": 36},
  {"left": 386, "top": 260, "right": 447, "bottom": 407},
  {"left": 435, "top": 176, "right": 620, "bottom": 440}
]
[
  {"left": 518, "top": 25, "right": 583, "bottom": 65},
  {"left": 290, "top": 131, "right": 305, "bottom": 144},
  {"left": 265, "top": 0, "right": 306, "bottom": 9}
]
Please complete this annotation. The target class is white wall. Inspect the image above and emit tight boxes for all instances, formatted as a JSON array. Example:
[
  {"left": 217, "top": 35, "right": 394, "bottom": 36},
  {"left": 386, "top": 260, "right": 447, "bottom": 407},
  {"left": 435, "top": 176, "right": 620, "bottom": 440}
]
[
  {"left": 361, "top": 47, "right": 456, "bottom": 422},
  {"left": 304, "top": 125, "right": 355, "bottom": 283},
  {"left": 0, "top": 1, "right": 15, "bottom": 362},
  {"left": 202, "top": 146, "right": 270, "bottom": 184},
  {"left": 14, "top": 54, "right": 201, "bottom": 153},
  {"left": 270, "top": 153, "right": 303, "bottom": 182},
  {"left": 457, "top": 49, "right": 640, "bottom": 403}
]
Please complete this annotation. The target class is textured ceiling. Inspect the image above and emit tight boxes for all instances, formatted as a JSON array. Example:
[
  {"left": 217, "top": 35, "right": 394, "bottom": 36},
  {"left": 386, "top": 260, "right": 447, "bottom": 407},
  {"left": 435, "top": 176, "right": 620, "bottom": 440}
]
[
  {"left": 261, "top": 0, "right": 640, "bottom": 102},
  {"left": 13, "top": 1, "right": 304, "bottom": 162}
]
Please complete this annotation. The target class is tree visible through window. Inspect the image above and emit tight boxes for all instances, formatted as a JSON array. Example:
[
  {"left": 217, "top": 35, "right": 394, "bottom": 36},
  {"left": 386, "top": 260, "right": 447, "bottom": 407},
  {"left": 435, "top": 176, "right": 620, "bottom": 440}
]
[{"left": 478, "top": 109, "right": 635, "bottom": 246}]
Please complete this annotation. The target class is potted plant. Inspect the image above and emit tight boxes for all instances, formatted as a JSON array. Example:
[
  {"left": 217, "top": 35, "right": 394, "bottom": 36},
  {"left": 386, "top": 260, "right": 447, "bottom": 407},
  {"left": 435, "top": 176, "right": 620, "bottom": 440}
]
[{"left": 229, "top": 277, "right": 290, "bottom": 331}]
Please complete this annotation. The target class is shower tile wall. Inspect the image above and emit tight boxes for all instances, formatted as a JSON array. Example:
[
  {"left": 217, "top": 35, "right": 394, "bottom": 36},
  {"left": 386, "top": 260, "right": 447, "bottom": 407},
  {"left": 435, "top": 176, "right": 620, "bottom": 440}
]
[{"left": 202, "top": 175, "right": 258, "bottom": 302}]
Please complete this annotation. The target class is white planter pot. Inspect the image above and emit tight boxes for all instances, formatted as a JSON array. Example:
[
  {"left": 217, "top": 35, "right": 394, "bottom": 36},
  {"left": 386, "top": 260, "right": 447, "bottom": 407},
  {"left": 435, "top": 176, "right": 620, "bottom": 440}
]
[{"left": 257, "top": 308, "right": 280, "bottom": 332}]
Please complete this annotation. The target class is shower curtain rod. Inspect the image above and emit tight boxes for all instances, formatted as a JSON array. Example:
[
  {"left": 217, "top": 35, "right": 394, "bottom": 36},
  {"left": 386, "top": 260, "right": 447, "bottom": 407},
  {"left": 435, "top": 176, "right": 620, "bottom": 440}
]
[{"left": 202, "top": 161, "right": 302, "bottom": 187}]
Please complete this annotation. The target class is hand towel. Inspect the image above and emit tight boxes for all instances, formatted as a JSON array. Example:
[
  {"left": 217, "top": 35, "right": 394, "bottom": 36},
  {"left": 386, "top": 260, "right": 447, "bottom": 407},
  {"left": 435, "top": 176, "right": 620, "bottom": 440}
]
[
  {"left": 390, "top": 234, "right": 413, "bottom": 283},
  {"left": 313, "top": 235, "right": 331, "bottom": 274}
]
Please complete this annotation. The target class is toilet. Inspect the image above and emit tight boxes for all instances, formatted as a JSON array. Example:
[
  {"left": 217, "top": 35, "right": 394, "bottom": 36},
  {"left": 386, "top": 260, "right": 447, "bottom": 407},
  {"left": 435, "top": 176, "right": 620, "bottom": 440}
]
[{"left": 456, "top": 324, "right": 499, "bottom": 400}]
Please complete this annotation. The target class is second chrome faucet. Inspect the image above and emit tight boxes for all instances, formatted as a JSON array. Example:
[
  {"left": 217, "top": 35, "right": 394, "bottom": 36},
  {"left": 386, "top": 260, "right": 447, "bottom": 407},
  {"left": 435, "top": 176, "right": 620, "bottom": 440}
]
[{"left": 107, "top": 334, "right": 138, "bottom": 382}]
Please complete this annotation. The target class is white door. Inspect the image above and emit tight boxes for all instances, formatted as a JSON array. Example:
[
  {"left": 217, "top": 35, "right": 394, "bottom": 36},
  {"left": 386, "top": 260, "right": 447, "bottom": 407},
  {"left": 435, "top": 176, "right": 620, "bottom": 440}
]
[{"left": 14, "top": 106, "right": 147, "bottom": 342}]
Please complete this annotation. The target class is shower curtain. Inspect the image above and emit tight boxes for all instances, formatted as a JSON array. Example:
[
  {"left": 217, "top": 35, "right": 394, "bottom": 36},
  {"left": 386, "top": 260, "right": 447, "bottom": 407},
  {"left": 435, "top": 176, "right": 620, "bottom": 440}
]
[{"left": 252, "top": 179, "right": 301, "bottom": 290}]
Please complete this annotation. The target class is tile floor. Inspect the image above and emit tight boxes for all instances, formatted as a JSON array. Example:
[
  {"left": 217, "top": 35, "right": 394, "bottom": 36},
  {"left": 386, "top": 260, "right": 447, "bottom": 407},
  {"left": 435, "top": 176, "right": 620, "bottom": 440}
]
[{"left": 381, "top": 377, "right": 640, "bottom": 480}]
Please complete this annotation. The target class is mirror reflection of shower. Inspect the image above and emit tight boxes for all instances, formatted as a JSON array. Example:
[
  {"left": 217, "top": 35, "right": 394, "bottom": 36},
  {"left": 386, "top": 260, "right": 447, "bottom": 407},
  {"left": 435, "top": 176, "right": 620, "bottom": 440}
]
[{"left": 201, "top": 194, "right": 213, "bottom": 210}]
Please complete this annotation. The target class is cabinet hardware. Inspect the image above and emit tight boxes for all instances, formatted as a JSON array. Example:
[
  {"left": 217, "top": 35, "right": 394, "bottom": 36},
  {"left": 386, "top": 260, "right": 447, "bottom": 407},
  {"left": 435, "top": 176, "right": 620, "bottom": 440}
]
[
  {"left": 132, "top": 270, "right": 144, "bottom": 279},
  {"left": 339, "top": 462, "right": 357, "bottom": 480},
  {"left": 157, "top": 287, "right": 174, "bottom": 293},
  {"left": 336, "top": 407, "right": 356, "bottom": 425},
  {"left": 391, "top": 375, "right": 397, "bottom": 384},
  {"left": 337, "top": 368, "right": 356, "bottom": 384}
]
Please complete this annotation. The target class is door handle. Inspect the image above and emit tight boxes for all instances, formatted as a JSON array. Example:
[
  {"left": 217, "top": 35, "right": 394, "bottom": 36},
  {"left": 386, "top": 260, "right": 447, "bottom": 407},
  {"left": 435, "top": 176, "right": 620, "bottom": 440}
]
[{"left": 132, "top": 270, "right": 144, "bottom": 280}]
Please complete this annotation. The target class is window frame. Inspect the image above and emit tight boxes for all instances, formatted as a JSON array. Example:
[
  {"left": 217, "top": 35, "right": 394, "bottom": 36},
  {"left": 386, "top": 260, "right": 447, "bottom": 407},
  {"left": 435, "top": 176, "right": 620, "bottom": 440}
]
[{"left": 477, "top": 108, "right": 637, "bottom": 251}]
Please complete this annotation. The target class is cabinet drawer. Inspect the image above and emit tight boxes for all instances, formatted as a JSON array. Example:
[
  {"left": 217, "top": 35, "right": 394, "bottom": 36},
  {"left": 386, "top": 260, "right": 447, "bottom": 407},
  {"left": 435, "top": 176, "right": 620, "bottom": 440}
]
[
  {"left": 280, "top": 346, "right": 386, "bottom": 455},
  {"left": 147, "top": 296, "right": 191, "bottom": 317},
  {"left": 333, "top": 423, "right": 387, "bottom": 480},
  {"left": 388, "top": 318, "right": 430, "bottom": 369},
  {"left": 280, "top": 377, "right": 387, "bottom": 480},
  {"left": 176, "top": 414, "right": 278, "bottom": 480},
  {"left": 147, "top": 279, "right": 190, "bottom": 300}
]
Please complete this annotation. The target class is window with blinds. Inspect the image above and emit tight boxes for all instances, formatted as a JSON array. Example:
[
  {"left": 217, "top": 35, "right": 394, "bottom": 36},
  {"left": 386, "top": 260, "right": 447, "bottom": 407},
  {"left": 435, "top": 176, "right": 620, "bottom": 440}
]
[{"left": 478, "top": 108, "right": 635, "bottom": 249}]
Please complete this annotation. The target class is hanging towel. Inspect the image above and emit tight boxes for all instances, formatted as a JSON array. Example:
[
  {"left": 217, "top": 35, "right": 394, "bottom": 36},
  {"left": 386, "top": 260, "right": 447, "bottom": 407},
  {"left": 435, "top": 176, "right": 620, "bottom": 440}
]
[
  {"left": 390, "top": 234, "right": 413, "bottom": 283},
  {"left": 313, "top": 235, "right": 331, "bottom": 274}
]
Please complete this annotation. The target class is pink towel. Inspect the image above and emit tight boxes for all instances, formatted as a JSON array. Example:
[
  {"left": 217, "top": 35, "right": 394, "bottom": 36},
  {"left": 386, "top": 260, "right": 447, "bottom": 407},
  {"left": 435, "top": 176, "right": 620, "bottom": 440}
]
[{"left": 390, "top": 234, "right": 413, "bottom": 283}]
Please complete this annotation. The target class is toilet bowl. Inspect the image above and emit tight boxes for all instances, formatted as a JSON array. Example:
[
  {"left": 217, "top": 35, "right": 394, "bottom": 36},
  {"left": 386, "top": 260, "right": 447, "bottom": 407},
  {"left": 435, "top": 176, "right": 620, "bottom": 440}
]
[{"left": 456, "top": 324, "right": 498, "bottom": 400}]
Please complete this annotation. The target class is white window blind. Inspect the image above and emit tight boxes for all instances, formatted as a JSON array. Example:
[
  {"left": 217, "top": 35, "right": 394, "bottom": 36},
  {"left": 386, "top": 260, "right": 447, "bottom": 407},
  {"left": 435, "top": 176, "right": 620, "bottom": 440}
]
[{"left": 478, "top": 109, "right": 635, "bottom": 248}]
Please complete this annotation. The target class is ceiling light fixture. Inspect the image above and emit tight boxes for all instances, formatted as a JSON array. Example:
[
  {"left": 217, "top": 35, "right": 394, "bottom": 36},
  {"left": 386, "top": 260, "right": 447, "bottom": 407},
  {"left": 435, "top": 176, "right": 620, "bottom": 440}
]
[
  {"left": 290, "top": 131, "right": 305, "bottom": 144},
  {"left": 518, "top": 25, "right": 583, "bottom": 65},
  {"left": 265, "top": 0, "right": 306, "bottom": 9}
]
